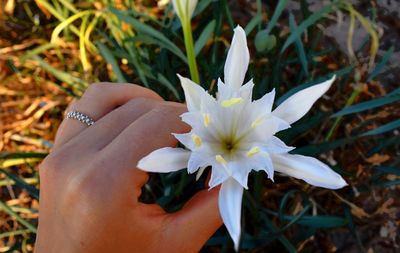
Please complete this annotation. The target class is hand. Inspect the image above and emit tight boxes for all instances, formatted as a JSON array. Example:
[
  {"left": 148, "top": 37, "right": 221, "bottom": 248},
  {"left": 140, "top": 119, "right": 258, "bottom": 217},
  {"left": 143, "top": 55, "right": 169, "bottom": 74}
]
[{"left": 34, "top": 83, "right": 222, "bottom": 253}]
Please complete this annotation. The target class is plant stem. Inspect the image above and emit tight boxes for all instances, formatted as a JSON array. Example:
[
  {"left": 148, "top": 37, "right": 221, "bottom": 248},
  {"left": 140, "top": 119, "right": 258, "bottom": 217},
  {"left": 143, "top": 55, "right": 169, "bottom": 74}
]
[
  {"left": 325, "top": 87, "right": 360, "bottom": 141},
  {"left": 182, "top": 19, "right": 200, "bottom": 83}
]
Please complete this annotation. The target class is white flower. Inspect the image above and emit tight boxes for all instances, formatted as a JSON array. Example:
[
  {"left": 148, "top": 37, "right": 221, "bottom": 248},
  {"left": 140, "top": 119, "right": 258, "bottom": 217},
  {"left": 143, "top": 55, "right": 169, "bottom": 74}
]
[
  {"left": 138, "top": 25, "right": 347, "bottom": 250},
  {"left": 171, "top": 0, "right": 198, "bottom": 21}
]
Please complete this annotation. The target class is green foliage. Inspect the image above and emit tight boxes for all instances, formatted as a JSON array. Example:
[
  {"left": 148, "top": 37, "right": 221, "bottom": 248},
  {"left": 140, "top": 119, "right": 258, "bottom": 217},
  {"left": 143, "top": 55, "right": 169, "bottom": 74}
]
[{"left": 2, "top": 0, "right": 398, "bottom": 252}]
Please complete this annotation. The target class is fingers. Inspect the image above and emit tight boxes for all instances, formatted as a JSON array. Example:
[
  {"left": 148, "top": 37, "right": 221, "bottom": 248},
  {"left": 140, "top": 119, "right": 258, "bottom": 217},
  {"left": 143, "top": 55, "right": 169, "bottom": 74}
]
[
  {"left": 166, "top": 187, "right": 222, "bottom": 251},
  {"left": 71, "top": 98, "right": 162, "bottom": 152},
  {"left": 101, "top": 103, "right": 189, "bottom": 186},
  {"left": 54, "top": 83, "right": 162, "bottom": 149}
]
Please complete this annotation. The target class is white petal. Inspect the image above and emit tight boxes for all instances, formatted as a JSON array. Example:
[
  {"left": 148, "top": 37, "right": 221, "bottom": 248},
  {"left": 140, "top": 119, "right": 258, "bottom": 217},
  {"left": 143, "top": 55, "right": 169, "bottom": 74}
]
[
  {"left": 219, "top": 178, "right": 244, "bottom": 251},
  {"left": 187, "top": 0, "right": 198, "bottom": 18},
  {"left": 137, "top": 147, "right": 190, "bottom": 173},
  {"left": 187, "top": 152, "right": 210, "bottom": 173},
  {"left": 253, "top": 88, "right": 275, "bottom": 113},
  {"left": 271, "top": 153, "right": 347, "bottom": 189},
  {"left": 272, "top": 76, "right": 335, "bottom": 124},
  {"left": 229, "top": 161, "right": 251, "bottom": 189},
  {"left": 173, "top": 132, "right": 195, "bottom": 150},
  {"left": 254, "top": 153, "right": 274, "bottom": 180},
  {"left": 238, "top": 79, "right": 255, "bottom": 101},
  {"left": 208, "top": 164, "right": 230, "bottom": 188},
  {"left": 216, "top": 78, "right": 232, "bottom": 102},
  {"left": 178, "top": 74, "right": 207, "bottom": 112},
  {"left": 262, "top": 136, "right": 295, "bottom": 154},
  {"left": 171, "top": 0, "right": 198, "bottom": 20},
  {"left": 224, "top": 25, "right": 249, "bottom": 90}
]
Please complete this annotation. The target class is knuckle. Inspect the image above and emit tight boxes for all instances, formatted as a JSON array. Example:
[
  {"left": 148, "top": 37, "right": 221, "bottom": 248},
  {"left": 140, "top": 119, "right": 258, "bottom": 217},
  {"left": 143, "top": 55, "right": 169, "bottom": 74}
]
[
  {"left": 124, "top": 97, "right": 159, "bottom": 113},
  {"left": 83, "top": 83, "right": 106, "bottom": 97}
]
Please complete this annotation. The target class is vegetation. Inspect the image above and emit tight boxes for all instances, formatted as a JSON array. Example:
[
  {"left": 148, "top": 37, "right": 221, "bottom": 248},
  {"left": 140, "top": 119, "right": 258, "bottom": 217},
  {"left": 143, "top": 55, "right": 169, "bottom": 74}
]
[{"left": 0, "top": 0, "right": 398, "bottom": 252}]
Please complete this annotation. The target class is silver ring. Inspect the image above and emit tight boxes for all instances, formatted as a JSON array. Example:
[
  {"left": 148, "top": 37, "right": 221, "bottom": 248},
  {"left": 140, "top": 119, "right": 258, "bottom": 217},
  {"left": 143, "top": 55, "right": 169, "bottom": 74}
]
[{"left": 66, "top": 111, "right": 95, "bottom": 126}]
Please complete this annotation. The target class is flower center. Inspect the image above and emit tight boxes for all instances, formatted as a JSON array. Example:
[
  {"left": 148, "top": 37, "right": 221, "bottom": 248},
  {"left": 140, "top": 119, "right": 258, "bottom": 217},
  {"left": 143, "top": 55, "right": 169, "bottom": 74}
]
[{"left": 220, "top": 136, "right": 239, "bottom": 155}]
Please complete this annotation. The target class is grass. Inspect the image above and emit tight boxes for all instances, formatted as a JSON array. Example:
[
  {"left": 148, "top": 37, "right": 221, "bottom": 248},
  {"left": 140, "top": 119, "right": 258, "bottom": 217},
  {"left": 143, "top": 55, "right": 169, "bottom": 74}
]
[{"left": 1, "top": 0, "right": 399, "bottom": 252}]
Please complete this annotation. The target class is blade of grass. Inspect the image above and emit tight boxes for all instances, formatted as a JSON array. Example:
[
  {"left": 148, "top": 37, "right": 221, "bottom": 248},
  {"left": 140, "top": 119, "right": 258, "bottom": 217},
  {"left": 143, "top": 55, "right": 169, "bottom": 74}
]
[
  {"left": 0, "top": 200, "right": 37, "bottom": 233},
  {"left": 194, "top": 20, "right": 216, "bottom": 56},
  {"left": 110, "top": 8, "right": 187, "bottom": 62},
  {"left": 289, "top": 13, "right": 309, "bottom": 76},
  {"left": 96, "top": 42, "right": 127, "bottom": 82},
  {"left": 32, "top": 56, "right": 88, "bottom": 92},
  {"left": 0, "top": 169, "right": 39, "bottom": 199},
  {"left": 332, "top": 88, "right": 400, "bottom": 117},
  {"left": 265, "top": 0, "right": 289, "bottom": 34},
  {"left": 367, "top": 46, "right": 394, "bottom": 82},
  {"left": 362, "top": 119, "right": 400, "bottom": 136},
  {"left": 281, "top": 2, "right": 336, "bottom": 53}
]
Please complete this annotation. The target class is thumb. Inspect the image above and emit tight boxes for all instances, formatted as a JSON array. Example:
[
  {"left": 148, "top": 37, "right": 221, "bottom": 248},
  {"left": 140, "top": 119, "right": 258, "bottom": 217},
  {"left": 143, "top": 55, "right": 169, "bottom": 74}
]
[{"left": 166, "top": 187, "right": 222, "bottom": 251}]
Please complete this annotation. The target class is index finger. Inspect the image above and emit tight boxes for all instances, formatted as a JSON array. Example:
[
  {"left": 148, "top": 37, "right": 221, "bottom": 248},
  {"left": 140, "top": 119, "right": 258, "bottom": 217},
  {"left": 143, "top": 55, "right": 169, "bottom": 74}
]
[
  {"left": 101, "top": 103, "right": 189, "bottom": 185},
  {"left": 54, "top": 83, "right": 162, "bottom": 149}
]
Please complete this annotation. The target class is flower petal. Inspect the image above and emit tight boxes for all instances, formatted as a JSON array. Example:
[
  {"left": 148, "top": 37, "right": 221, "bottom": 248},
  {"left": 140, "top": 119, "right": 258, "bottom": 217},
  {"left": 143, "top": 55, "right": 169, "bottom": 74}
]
[
  {"left": 253, "top": 88, "right": 275, "bottom": 113},
  {"left": 187, "top": 0, "right": 198, "bottom": 18},
  {"left": 173, "top": 132, "right": 195, "bottom": 150},
  {"left": 229, "top": 161, "right": 251, "bottom": 189},
  {"left": 172, "top": 0, "right": 198, "bottom": 20},
  {"left": 238, "top": 79, "right": 255, "bottom": 101},
  {"left": 208, "top": 164, "right": 230, "bottom": 188},
  {"left": 224, "top": 25, "right": 249, "bottom": 90},
  {"left": 219, "top": 178, "right": 244, "bottom": 251},
  {"left": 262, "top": 136, "right": 295, "bottom": 154},
  {"left": 137, "top": 147, "right": 190, "bottom": 173},
  {"left": 271, "top": 153, "right": 347, "bottom": 189},
  {"left": 187, "top": 151, "right": 210, "bottom": 173},
  {"left": 272, "top": 76, "right": 335, "bottom": 124},
  {"left": 178, "top": 74, "right": 208, "bottom": 112}
]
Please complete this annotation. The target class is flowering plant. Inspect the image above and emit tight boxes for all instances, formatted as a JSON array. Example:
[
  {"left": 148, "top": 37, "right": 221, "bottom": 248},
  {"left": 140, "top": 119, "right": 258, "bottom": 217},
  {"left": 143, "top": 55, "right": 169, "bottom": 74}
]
[{"left": 138, "top": 25, "right": 347, "bottom": 250}]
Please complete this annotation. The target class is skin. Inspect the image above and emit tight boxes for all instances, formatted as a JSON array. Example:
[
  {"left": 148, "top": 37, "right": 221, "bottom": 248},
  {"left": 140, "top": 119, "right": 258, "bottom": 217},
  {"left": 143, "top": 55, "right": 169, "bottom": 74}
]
[{"left": 34, "top": 83, "right": 222, "bottom": 253}]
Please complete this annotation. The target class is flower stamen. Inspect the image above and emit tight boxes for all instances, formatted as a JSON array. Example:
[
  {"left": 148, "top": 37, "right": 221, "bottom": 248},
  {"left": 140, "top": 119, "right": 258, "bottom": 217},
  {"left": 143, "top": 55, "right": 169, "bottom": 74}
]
[
  {"left": 215, "top": 154, "right": 228, "bottom": 166},
  {"left": 251, "top": 116, "right": 265, "bottom": 128},
  {"left": 191, "top": 133, "right": 202, "bottom": 147},
  {"left": 221, "top": 97, "right": 243, "bottom": 107},
  {"left": 203, "top": 113, "right": 210, "bottom": 127},
  {"left": 246, "top": 147, "right": 260, "bottom": 157}
]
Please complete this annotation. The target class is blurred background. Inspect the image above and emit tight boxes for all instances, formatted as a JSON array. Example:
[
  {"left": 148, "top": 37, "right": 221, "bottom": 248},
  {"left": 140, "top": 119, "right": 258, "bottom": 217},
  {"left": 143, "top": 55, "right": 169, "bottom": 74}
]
[{"left": 0, "top": 0, "right": 399, "bottom": 252}]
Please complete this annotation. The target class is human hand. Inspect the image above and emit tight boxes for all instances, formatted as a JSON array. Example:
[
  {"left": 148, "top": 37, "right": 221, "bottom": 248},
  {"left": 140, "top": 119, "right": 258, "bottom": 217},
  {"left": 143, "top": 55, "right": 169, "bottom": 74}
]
[{"left": 34, "top": 83, "right": 222, "bottom": 253}]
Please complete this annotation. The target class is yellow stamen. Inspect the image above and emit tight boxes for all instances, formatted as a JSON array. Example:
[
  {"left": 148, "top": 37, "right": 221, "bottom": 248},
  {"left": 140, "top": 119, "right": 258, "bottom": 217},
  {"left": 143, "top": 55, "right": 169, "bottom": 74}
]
[
  {"left": 203, "top": 113, "right": 210, "bottom": 127},
  {"left": 251, "top": 116, "right": 264, "bottom": 128},
  {"left": 221, "top": 97, "right": 243, "bottom": 107},
  {"left": 215, "top": 155, "right": 227, "bottom": 166},
  {"left": 191, "top": 133, "right": 202, "bottom": 147},
  {"left": 246, "top": 147, "right": 260, "bottom": 157}
]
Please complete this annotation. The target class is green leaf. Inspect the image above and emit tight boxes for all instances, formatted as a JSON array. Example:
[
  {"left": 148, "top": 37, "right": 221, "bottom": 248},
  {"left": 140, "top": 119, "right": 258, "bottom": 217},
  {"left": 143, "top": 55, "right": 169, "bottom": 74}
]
[
  {"left": 155, "top": 73, "right": 180, "bottom": 100},
  {"left": 0, "top": 200, "right": 37, "bottom": 233},
  {"left": 194, "top": 20, "right": 216, "bottom": 56},
  {"left": 265, "top": 0, "right": 289, "bottom": 35},
  {"left": 289, "top": 13, "right": 308, "bottom": 76},
  {"left": 280, "top": 215, "right": 348, "bottom": 228},
  {"left": 367, "top": 46, "right": 394, "bottom": 82},
  {"left": 109, "top": 8, "right": 187, "bottom": 62},
  {"left": 375, "top": 166, "right": 400, "bottom": 176},
  {"left": 293, "top": 137, "right": 356, "bottom": 156},
  {"left": 245, "top": 14, "right": 262, "bottom": 35},
  {"left": 362, "top": 119, "right": 400, "bottom": 136},
  {"left": 375, "top": 179, "right": 400, "bottom": 188},
  {"left": 0, "top": 169, "right": 39, "bottom": 199},
  {"left": 32, "top": 56, "right": 87, "bottom": 93},
  {"left": 332, "top": 89, "right": 400, "bottom": 117},
  {"left": 96, "top": 41, "right": 127, "bottom": 83},
  {"left": 281, "top": 2, "right": 335, "bottom": 53}
]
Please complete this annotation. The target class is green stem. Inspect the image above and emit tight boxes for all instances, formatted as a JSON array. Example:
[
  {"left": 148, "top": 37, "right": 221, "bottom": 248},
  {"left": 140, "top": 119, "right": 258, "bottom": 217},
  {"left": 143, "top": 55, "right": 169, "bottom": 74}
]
[
  {"left": 325, "top": 87, "right": 361, "bottom": 141},
  {"left": 182, "top": 19, "right": 200, "bottom": 83}
]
